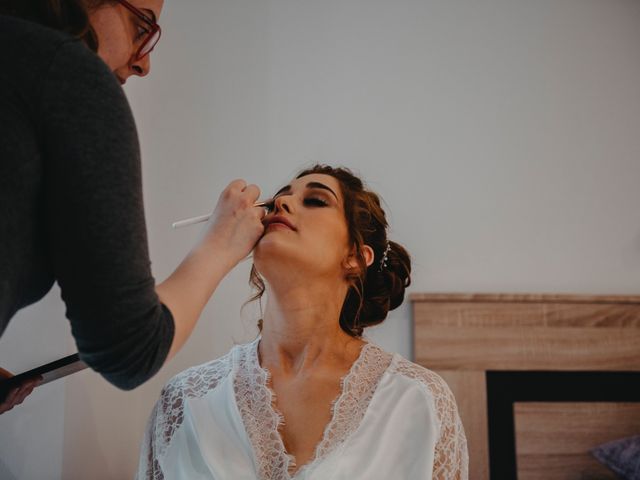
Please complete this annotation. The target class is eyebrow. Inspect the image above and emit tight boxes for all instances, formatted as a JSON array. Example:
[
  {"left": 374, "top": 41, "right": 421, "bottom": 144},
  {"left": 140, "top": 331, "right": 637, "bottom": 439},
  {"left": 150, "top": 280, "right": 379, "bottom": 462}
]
[{"left": 273, "top": 182, "right": 339, "bottom": 201}]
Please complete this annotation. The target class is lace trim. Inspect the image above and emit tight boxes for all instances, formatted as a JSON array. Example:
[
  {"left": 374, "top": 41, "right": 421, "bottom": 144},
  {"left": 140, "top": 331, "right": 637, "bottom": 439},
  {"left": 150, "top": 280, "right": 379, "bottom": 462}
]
[
  {"left": 137, "top": 351, "right": 234, "bottom": 480},
  {"left": 234, "top": 338, "right": 293, "bottom": 480},
  {"left": 234, "top": 339, "right": 392, "bottom": 480},
  {"left": 389, "top": 357, "right": 469, "bottom": 480},
  {"left": 140, "top": 341, "right": 468, "bottom": 480},
  {"left": 299, "top": 343, "right": 392, "bottom": 475}
]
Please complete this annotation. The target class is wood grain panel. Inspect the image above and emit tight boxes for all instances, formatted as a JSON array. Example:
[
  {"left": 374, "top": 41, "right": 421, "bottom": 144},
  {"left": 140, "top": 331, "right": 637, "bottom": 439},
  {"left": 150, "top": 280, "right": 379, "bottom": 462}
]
[
  {"left": 414, "top": 302, "right": 544, "bottom": 327},
  {"left": 437, "top": 371, "right": 489, "bottom": 480},
  {"left": 414, "top": 302, "right": 640, "bottom": 328},
  {"left": 514, "top": 402, "right": 640, "bottom": 480},
  {"left": 543, "top": 303, "right": 640, "bottom": 327},
  {"left": 410, "top": 293, "right": 640, "bottom": 305},
  {"left": 411, "top": 293, "right": 640, "bottom": 480},
  {"left": 516, "top": 455, "right": 616, "bottom": 480},
  {"left": 415, "top": 326, "right": 640, "bottom": 371}
]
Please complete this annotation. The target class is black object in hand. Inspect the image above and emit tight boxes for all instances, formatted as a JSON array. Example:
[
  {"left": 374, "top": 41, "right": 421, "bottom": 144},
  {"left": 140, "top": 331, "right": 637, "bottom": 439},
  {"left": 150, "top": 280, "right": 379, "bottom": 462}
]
[{"left": 0, "top": 354, "right": 87, "bottom": 402}]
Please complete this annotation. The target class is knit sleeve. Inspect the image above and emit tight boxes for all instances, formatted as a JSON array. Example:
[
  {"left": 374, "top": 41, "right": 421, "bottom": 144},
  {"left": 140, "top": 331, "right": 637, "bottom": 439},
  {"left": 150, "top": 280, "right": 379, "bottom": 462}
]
[{"left": 39, "top": 40, "right": 174, "bottom": 390}]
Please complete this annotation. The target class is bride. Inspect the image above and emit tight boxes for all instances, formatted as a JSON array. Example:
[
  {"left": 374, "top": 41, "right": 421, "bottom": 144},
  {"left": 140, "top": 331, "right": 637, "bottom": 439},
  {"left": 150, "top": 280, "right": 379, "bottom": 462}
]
[{"left": 137, "top": 165, "right": 468, "bottom": 479}]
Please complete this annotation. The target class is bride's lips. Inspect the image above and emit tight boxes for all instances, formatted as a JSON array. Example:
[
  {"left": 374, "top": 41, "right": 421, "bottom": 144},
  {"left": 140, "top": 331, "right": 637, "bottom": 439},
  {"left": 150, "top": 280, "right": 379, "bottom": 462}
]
[{"left": 264, "top": 215, "right": 297, "bottom": 231}]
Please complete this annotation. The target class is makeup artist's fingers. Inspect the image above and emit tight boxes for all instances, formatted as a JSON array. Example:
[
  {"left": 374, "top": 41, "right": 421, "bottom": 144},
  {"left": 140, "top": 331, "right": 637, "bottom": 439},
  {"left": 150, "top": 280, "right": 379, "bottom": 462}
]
[
  {"left": 14, "top": 384, "right": 35, "bottom": 405},
  {"left": 205, "top": 180, "right": 266, "bottom": 264},
  {"left": 256, "top": 204, "right": 268, "bottom": 219},
  {"left": 0, "top": 388, "right": 19, "bottom": 414},
  {"left": 227, "top": 179, "right": 247, "bottom": 191},
  {"left": 0, "top": 368, "right": 16, "bottom": 414},
  {"left": 21, "top": 377, "right": 42, "bottom": 391},
  {"left": 0, "top": 374, "right": 42, "bottom": 414},
  {"left": 240, "top": 183, "right": 261, "bottom": 202},
  {"left": 220, "top": 180, "right": 259, "bottom": 205},
  {"left": 3, "top": 388, "right": 18, "bottom": 405},
  {"left": 12, "top": 388, "right": 28, "bottom": 406}
]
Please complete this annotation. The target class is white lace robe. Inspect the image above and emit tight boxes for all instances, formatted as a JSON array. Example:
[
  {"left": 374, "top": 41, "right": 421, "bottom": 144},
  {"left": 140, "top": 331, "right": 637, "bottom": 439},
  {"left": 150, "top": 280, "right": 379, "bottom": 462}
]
[{"left": 137, "top": 338, "right": 468, "bottom": 480}]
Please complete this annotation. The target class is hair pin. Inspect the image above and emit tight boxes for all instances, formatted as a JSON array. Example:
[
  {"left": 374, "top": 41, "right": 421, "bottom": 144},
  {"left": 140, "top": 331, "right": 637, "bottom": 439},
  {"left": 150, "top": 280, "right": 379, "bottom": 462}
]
[{"left": 378, "top": 243, "right": 391, "bottom": 271}]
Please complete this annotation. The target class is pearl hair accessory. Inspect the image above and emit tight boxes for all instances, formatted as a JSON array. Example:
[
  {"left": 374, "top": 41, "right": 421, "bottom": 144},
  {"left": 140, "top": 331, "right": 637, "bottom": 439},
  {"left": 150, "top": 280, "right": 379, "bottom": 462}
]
[{"left": 378, "top": 243, "right": 391, "bottom": 272}]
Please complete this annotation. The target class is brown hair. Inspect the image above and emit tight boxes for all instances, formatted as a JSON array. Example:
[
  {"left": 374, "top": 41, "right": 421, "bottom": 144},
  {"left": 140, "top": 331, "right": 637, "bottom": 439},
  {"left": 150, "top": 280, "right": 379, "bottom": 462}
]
[
  {"left": 250, "top": 165, "right": 412, "bottom": 337},
  {"left": 0, "top": 0, "right": 117, "bottom": 51}
]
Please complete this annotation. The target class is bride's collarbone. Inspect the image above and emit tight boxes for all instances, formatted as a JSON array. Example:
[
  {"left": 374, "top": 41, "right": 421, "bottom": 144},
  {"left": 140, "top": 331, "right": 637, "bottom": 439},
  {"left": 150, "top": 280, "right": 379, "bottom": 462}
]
[
  {"left": 270, "top": 368, "right": 344, "bottom": 410},
  {"left": 269, "top": 374, "right": 343, "bottom": 466},
  {"left": 271, "top": 373, "right": 342, "bottom": 423}
]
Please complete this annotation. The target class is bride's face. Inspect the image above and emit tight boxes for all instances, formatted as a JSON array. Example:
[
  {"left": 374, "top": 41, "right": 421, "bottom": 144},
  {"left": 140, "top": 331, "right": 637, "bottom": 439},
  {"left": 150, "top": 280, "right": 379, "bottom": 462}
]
[{"left": 253, "top": 173, "right": 352, "bottom": 282}]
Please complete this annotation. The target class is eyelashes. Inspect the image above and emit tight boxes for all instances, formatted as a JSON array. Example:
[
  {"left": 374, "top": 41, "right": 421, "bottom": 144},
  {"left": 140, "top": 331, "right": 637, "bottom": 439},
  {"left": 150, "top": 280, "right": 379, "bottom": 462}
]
[
  {"left": 135, "top": 24, "right": 150, "bottom": 41},
  {"left": 264, "top": 201, "right": 275, "bottom": 213},
  {"left": 304, "top": 197, "right": 329, "bottom": 208},
  {"left": 265, "top": 197, "right": 328, "bottom": 212}
]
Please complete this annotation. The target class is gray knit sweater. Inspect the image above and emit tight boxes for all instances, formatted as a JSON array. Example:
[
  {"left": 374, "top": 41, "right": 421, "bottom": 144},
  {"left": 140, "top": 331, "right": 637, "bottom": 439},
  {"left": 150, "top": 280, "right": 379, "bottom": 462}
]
[{"left": 0, "top": 15, "right": 174, "bottom": 390}]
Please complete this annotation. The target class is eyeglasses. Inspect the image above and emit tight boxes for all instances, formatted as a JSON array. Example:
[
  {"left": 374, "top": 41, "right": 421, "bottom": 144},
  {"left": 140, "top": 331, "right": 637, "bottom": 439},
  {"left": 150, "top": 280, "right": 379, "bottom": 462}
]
[{"left": 116, "top": 0, "right": 162, "bottom": 60}]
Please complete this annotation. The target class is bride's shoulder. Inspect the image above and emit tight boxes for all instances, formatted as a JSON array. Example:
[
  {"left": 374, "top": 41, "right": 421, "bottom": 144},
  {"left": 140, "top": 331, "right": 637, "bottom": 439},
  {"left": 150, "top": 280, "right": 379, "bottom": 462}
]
[
  {"left": 387, "top": 354, "right": 458, "bottom": 409},
  {"left": 160, "top": 344, "right": 241, "bottom": 401},
  {"left": 143, "top": 346, "right": 247, "bottom": 454}
]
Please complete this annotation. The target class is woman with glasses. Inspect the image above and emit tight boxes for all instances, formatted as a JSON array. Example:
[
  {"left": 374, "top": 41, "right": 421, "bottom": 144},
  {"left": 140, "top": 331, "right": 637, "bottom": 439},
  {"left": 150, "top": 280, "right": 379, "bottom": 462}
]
[{"left": 0, "top": 0, "right": 265, "bottom": 413}]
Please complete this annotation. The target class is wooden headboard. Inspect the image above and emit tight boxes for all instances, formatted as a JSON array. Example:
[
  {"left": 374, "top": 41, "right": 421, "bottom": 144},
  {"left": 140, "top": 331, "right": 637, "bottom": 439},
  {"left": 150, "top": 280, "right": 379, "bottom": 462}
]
[{"left": 410, "top": 293, "right": 640, "bottom": 480}]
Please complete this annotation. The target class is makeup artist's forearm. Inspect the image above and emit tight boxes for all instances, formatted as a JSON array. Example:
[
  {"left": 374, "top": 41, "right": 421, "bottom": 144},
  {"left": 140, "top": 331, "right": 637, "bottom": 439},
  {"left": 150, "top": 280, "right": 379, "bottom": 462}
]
[{"left": 156, "top": 241, "right": 237, "bottom": 361}]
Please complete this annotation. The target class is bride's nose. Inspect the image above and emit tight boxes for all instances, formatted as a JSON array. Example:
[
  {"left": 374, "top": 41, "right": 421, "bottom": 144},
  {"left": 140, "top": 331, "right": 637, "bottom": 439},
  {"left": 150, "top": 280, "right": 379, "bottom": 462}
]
[{"left": 273, "top": 195, "right": 292, "bottom": 214}]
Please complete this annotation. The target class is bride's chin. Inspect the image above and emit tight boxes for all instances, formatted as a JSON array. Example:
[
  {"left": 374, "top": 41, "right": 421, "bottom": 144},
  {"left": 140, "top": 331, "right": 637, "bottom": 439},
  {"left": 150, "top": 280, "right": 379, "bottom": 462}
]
[
  {"left": 253, "top": 241, "right": 289, "bottom": 271},
  {"left": 254, "top": 238, "right": 279, "bottom": 259}
]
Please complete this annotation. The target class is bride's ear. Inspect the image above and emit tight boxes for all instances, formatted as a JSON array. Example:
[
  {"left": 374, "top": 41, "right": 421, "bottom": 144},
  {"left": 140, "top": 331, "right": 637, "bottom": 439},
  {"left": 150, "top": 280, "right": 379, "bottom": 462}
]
[
  {"left": 345, "top": 244, "right": 375, "bottom": 271},
  {"left": 361, "top": 245, "right": 374, "bottom": 268}
]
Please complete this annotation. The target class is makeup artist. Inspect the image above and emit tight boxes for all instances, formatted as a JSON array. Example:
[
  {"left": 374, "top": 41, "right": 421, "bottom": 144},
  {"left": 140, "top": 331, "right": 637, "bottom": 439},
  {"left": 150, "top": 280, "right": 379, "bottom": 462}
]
[{"left": 0, "top": 0, "right": 266, "bottom": 413}]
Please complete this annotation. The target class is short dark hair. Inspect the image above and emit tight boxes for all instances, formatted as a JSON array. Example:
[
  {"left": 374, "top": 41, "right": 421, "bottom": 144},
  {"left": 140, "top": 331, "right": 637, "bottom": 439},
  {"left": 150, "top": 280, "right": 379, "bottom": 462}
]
[{"left": 0, "top": 0, "right": 117, "bottom": 51}]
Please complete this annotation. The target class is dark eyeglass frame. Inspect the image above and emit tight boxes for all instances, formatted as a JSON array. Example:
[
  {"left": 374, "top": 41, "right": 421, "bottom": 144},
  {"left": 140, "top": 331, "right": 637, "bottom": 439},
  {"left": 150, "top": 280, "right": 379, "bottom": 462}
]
[{"left": 116, "top": 0, "right": 162, "bottom": 60}]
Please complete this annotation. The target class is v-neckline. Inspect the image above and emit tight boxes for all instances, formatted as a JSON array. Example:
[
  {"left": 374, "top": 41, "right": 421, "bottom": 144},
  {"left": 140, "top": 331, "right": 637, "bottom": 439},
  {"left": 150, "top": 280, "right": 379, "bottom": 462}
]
[{"left": 233, "top": 338, "right": 393, "bottom": 480}]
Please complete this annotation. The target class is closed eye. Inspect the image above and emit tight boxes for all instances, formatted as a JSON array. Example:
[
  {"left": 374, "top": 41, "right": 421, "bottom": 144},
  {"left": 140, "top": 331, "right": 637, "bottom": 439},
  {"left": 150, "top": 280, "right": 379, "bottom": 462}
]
[
  {"left": 266, "top": 195, "right": 329, "bottom": 212},
  {"left": 303, "top": 197, "right": 328, "bottom": 207}
]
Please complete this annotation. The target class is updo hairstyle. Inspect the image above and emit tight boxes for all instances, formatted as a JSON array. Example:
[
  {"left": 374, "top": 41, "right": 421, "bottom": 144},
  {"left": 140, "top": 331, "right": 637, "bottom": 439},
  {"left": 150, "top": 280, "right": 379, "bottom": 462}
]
[{"left": 250, "top": 164, "right": 411, "bottom": 337}]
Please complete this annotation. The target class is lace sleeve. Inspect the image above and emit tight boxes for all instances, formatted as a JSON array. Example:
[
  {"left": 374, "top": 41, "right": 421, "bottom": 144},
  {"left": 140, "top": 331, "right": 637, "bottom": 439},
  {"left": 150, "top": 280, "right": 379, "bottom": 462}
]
[
  {"left": 136, "top": 353, "right": 233, "bottom": 480},
  {"left": 136, "top": 376, "right": 191, "bottom": 480},
  {"left": 392, "top": 358, "right": 469, "bottom": 480},
  {"left": 136, "top": 401, "right": 164, "bottom": 480},
  {"left": 431, "top": 377, "right": 468, "bottom": 480}
]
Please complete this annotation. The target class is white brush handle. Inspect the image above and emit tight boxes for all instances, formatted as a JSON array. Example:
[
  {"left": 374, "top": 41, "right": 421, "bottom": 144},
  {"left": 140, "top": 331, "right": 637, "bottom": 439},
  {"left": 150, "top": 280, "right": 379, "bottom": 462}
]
[
  {"left": 172, "top": 201, "right": 270, "bottom": 229},
  {"left": 172, "top": 214, "right": 211, "bottom": 229}
]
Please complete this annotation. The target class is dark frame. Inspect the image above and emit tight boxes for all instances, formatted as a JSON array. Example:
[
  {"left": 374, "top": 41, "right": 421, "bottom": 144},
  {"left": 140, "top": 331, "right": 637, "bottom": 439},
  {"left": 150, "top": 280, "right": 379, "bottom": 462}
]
[{"left": 486, "top": 371, "right": 640, "bottom": 480}]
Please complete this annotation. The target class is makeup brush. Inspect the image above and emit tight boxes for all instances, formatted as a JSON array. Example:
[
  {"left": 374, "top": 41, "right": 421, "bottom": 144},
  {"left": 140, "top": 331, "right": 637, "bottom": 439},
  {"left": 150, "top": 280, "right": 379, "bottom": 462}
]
[{"left": 172, "top": 201, "right": 272, "bottom": 229}]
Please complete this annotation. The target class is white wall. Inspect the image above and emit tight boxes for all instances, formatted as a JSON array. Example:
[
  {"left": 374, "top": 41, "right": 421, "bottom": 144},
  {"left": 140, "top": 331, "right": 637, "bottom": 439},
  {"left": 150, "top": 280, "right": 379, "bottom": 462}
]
[{"left": 1, "top": 0, "right": 639, "bottom": 478}]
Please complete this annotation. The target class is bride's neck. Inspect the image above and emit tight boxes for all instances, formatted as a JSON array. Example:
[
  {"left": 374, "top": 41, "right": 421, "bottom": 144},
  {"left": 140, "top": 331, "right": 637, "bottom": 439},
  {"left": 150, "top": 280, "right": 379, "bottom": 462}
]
[{"left": 258, "top": 283, "right": 363, "bottom": 375}]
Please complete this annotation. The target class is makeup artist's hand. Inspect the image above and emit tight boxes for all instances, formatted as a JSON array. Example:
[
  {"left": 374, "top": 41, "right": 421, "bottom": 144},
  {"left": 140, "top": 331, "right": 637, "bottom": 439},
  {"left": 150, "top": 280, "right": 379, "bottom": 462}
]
[
  {"left": 0, "top": 368, "right": 42, "bottom": 414},
  {"left": 157, "top": 179, "right": 267, "bottom": 362},
  {"left": 204, "top": 179, "right": 266, "bottom": 266}
]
